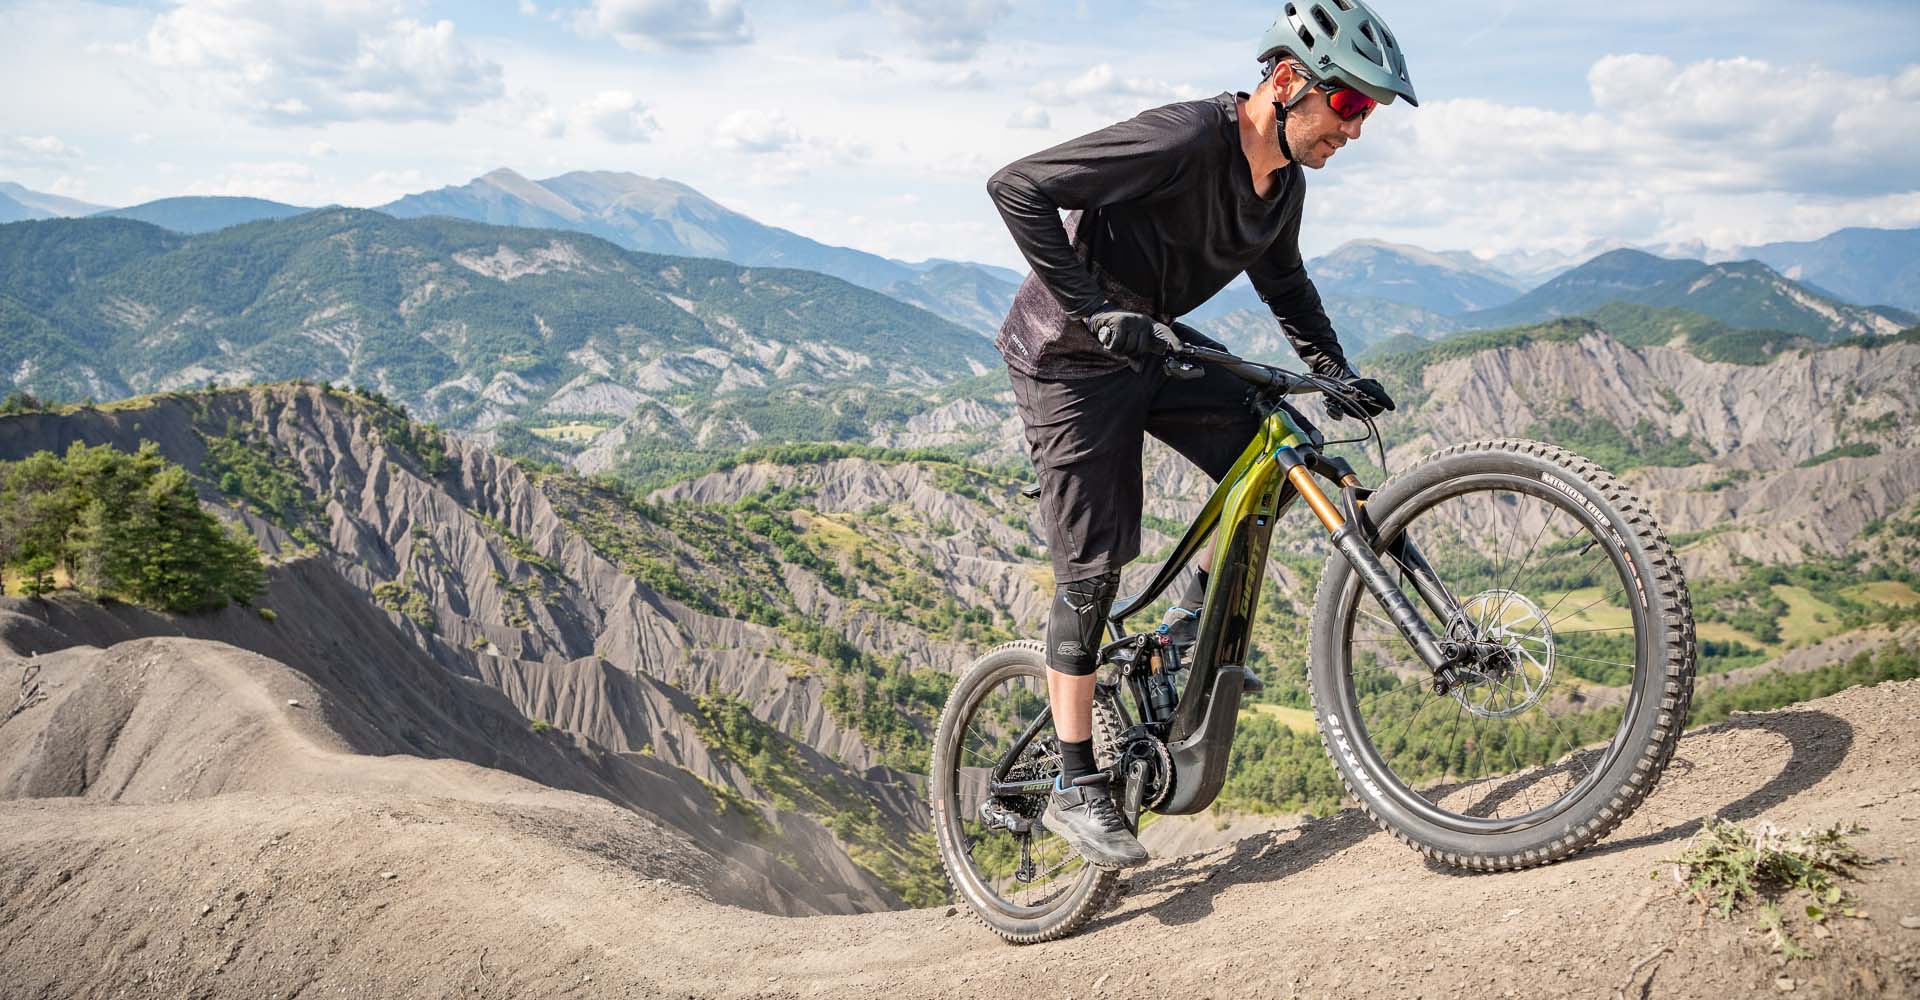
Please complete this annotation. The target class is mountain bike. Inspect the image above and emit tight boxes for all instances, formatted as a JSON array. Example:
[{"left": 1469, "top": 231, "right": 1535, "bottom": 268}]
[{"left": 930, "top": 342, "right": 1697, "bottom": 943}]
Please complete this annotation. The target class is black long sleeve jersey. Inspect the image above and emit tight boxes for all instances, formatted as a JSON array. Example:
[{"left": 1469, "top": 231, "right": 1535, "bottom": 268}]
[{"left": 987, "top": 91, "right": 1348, "bottom": 380}]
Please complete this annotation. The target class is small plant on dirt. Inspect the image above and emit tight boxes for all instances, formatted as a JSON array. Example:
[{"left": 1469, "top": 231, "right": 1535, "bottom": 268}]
[
  {"left": 1660, "top": 818, "right": 1871, "bottom": 958},
  {"left": 530, "top": 718, "right": 551, "bottom": 734},
  {"left": 257, "top": 607, "right": 277, "bottom": 621}
]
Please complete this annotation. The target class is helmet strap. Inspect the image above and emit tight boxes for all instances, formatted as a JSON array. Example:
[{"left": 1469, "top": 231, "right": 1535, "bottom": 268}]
[
  {"left": 1271, "top": 71, "right": 1313, "bottom": 164},
  {"left": 1272, "top": 98, "right": 1296, "bottom": 162}
]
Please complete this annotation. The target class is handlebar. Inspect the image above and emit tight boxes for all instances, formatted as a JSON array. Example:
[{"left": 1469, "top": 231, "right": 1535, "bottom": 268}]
[{"left": 1171, "top": 343, "right": 1320, "bottom": 395}]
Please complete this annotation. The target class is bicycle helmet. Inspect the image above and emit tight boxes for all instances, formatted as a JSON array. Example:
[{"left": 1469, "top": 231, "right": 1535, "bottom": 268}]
[{"left": 1258, "top": 0, "right": 1417, "bottom": 107}]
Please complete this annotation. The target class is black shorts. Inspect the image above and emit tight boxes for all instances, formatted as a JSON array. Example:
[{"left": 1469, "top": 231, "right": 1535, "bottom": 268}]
[{"left": 1009, "top": 359, "right": 1262, "bottom": 584}]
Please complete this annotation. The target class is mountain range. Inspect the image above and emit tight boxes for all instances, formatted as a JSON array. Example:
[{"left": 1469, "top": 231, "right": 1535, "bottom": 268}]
[
  {"left": 1463, "top": 248, "right": 1913, "bottom": 340},
  {"left": 0, "top": 181, "right": 108, "bottom": 222},
  {"left": 8, "top": 175, "right": 1917, "bottom": 348},
  {"left": 376, "top": 168, "right": 1026, "bottom": 321},
  {"left": 0, "top": 211, "right": 994, "bottom": 434},
  {"left": 1304, "top": 239, "right": 1525, "bottom": 314},
  {"left": 1740, "top": 227, "right": 1920, "bottom": 313},
  {"left": 93, "top": 195, "right": 312, "bottom": 233}
]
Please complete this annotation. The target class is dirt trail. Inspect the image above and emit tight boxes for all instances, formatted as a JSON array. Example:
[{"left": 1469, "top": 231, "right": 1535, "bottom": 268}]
[{"left": 3, "top": 675, "right": 1917, "bottom": 999}]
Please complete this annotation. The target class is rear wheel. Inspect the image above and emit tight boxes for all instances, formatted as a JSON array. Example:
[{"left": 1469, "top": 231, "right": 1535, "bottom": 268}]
[
  {"left": 1308, "top": 439, "right": 1695, "bottom": 869},
  {"left": 930, "top": 641, "right": 1123, "bottom": 944}
]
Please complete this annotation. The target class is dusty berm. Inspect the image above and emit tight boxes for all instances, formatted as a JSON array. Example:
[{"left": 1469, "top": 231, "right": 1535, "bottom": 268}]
[{"left": 2, "top": 591, "right": 1914, "bottom": 999}]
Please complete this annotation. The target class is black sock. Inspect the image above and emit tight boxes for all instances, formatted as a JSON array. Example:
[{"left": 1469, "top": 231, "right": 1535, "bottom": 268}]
[{"left": 1058, "top": 738, "right": 1096, "bottom": 783}]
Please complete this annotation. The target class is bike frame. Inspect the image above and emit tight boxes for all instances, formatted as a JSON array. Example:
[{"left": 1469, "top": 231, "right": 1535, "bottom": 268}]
[{"left": 989, "top": 389, "right": 1472, "bottom": 816}]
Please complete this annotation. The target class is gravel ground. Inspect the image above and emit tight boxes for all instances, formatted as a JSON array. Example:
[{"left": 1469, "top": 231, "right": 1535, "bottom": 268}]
[{"left": 2, "top": 668, "right": 1915, "bottom": 999}]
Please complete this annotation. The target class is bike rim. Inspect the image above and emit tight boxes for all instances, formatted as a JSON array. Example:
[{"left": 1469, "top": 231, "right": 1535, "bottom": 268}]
[
  {"left": 940, "top": 661, "right": 1097, "bottom": 917},
  {"left": 1333, "top": 473, "right": 1651, "bottom": 835}
]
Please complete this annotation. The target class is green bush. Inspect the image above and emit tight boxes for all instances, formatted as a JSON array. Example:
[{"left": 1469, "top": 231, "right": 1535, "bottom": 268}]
[{"left": 0, "top": 441, "right": 262, "bottom": 612}]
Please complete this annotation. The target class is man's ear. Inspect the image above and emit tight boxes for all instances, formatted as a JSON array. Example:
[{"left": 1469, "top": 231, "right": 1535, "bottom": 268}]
[{"left": 1272, "top": 61, "right": 1305, "bottom": 104}]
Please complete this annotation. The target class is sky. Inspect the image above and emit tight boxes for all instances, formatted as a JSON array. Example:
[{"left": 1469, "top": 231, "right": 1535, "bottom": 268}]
[{"left": 3, "top": 0, "right": 1918, "bottom": 270}]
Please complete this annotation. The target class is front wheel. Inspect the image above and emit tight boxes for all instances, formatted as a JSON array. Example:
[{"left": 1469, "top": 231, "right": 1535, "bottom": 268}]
[{"left": 1308, "top": 439, "right": 1695, "bottom": 869}]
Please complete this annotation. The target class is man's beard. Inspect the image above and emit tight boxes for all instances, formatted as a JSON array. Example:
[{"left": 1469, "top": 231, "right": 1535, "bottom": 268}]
[{"left": 1283, "top": 122, "right": 1329, "bottom": 168}]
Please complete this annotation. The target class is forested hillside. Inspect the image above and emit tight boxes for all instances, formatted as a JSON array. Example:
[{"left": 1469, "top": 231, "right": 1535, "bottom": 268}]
[{"left": 0, "top": 212, "right": 994, "bottom": 446}]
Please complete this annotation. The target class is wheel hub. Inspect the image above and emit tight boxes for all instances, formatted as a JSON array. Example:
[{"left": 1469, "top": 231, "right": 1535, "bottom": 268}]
[{"left": 1449, "top": 589, "right": 1555, "bottom": 719}]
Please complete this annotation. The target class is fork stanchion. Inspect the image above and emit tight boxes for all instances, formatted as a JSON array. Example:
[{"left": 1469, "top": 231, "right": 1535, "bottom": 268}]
[{"left": 1275, "top": 446, "right": 1460, "bottom": 683}]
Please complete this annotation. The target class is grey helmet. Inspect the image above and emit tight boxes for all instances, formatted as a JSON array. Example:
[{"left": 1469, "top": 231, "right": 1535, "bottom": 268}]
[{"left": 1258, "top": 1, "right": 1417, "bottom": 107}]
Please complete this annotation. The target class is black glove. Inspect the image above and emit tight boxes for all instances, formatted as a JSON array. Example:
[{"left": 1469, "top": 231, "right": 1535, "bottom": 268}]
[
  {"left": 1083, "top": 303, "right": 1180, "bottom": 359},
  {"left": 1324, "top": 375, "right": 1396, "bottom": 421}
]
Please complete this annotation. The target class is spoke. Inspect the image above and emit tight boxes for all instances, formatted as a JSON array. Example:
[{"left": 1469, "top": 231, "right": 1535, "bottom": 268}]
[
  {"left": 1548, "top": 585, "right": 1627, "bottom": 630},
  {"left": 1357, "top": 606, "right": 1397, "bottom": 633},
  {"left": 1532, "top": 541, "right": 1617, "bottom": 624},
  {"left": 1542, "top": 650, "right": 1639, "bottom": 671},
  {"left": 1489, "top": 500, "right": 1559, "bottom": 625},
  {"left": 1540, "top": 711, "right": 1599, "bottom": 786},
  {"left": 1432, "top": 700, "right": 1467, "bottom": 804},
  {"left": 1365, "top": 679, "right": 1454, "bottom": 767},
  {"left": 1547, "top": 626, "right": 1635, "bottom": 636},
  {"left": 961, "top": 744, "right": 1003, "bottom": 767}
]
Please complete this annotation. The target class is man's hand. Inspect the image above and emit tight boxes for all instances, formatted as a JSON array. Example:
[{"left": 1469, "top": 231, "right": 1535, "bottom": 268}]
[
  {"left": 1084, "top": 304, "right": 1180, "bottom": 359},
  {"left": 1324, "top": 376, "right": 1396, "bottom": 421}
]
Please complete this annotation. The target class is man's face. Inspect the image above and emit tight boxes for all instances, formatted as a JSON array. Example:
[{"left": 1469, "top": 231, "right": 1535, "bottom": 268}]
[{"left": 1282, "top": 78, "right": 1368, "bottom": 169}]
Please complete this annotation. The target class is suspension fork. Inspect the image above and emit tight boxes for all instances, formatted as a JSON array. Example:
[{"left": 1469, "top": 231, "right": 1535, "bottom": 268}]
[{"left": 1277, "top": 448, "right": 1468, "bottom": 684}]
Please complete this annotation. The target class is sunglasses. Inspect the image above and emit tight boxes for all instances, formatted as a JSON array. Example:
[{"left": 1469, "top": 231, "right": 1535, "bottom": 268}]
[{"left": 1314, "top": 80, "right": 1376, "bottom": 122}]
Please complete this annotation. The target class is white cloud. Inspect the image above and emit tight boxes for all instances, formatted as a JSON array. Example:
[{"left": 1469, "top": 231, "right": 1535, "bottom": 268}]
[
  {"left": 824, "top": 136, "right": 871, "bottom": 163},
  {"left": 308, "top": 140, "right": 336, "bottom": 157},
  {"left": 1306, "top": 55, "right": 1920, "bottom": 257},
  {"left": 572, "top": 90, "right": 659, "bottom": 143},
  {"left": 518, "top": 0, "right": 539, "bottom": 14},
  {"left": 715, "top": 109, "right": 798, "bottom": 153},
  {"left": 1006, "top": 105, "right": 1050, "bottom": 129},
  {"left": 144, "top": 1, "right": 503, "bottom": 125},
  {"left": 876, "top": 0, "right": 1009, "bottom": 63},
  {"left": 580, "top": 0, "right": 750, "bottom": 51},
  {"left": 942, "top": 68, "right": 987, "bottom": 90},
  {"left": 13, "top": 135, "right": 79, "bottom": 158},
  {"left": 1028, "top": 64, "right": 1204, "bottom": 112}
]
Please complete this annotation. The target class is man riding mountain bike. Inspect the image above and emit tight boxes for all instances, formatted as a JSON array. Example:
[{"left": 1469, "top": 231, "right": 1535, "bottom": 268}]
[{"left": 986, "top": 1, "right": 1417, "bottom": 869}]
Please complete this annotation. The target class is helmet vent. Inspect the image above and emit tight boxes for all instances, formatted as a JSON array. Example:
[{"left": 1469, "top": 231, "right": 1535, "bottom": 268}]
[
  {"left": 1381, "top": 27, "right": 1397, "bottom": 51},
  {"left": 1330, "top": 0, "right": 1354, "bottom": 9},
  {"left": 1311, "top": 5, "right": 1339, "bottom": 37},
  {"left": 1359, "top": 21, "right": 1376, "bottom": 44}
]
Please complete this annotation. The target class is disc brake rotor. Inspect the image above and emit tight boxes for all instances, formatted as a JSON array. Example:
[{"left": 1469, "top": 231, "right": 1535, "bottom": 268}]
[{"left": 1450, "top": 589, "right": 1555, "bottom": 719}]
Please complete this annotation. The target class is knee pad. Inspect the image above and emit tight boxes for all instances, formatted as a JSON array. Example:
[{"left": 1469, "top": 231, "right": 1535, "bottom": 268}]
[{"left": 1045, "top": 570, "right": 1120, "bottom": 676}]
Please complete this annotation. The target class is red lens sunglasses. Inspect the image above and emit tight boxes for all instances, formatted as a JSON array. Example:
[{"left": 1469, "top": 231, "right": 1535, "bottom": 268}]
[{"left": 1314, "top": 80, "right": 1376, "bottom": 122}]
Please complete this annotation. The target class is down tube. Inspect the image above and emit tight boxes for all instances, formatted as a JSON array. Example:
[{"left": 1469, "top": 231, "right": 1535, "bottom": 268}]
[{"left": 1170, "top": 457, "right": 1291, "bottom": 743}]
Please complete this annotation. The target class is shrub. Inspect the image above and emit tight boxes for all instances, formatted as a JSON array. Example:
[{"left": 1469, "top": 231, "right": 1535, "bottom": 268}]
[
  {"left": 1662, "top": 819, "right": 1869, "bottom": 958},
  {"left": 0, "top": 441, "right": 262, "bottom": 612}
]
